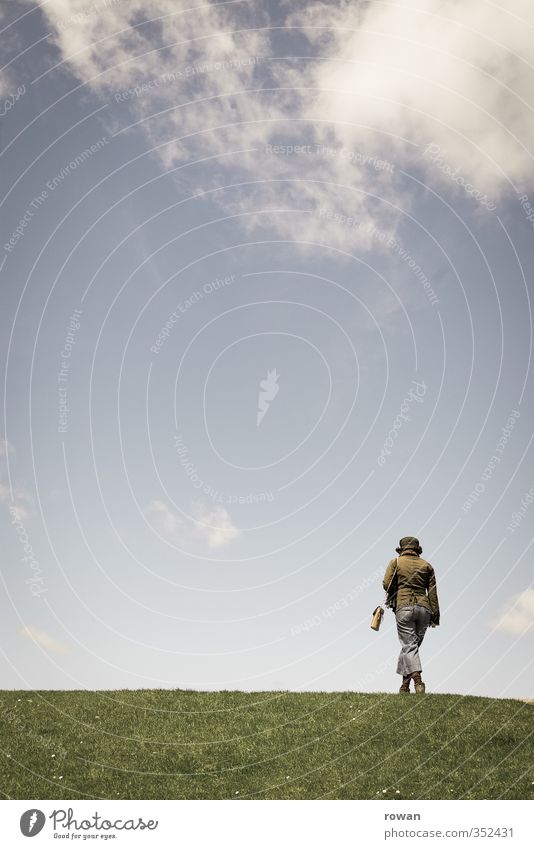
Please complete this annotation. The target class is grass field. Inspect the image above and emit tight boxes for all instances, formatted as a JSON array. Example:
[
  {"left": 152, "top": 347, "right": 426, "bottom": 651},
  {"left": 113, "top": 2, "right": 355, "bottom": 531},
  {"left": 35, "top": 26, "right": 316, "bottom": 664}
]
[{"left": 1, "top": 690, "right": 533, "bottom": 800}]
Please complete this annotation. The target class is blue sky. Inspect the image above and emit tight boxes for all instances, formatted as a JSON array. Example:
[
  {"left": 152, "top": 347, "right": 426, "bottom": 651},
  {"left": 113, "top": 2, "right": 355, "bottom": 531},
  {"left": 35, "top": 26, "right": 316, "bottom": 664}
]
[{"left": 1, "top": 0, "right": 533, "bottom": 698}]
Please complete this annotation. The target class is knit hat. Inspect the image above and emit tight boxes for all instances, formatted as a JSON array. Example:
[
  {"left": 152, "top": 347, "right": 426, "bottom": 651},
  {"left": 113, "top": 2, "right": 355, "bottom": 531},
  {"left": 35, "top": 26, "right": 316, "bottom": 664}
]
[{"left": 396, "top": 536, "right": 422, "bottom": 555}]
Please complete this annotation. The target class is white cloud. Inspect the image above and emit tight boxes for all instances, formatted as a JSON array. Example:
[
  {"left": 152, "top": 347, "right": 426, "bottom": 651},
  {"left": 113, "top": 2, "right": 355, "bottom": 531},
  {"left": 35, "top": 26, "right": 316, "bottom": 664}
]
[
  {"left": 144, "top": 498, "right": 240, "bottom": 548},
  {"left": 20, "top": 625, "right": 70, "bottom": 654},
  {"left": 191, "top": 501, "right": 241, "bottom": 548},
  {"left": 283, "top": 0, "right": 534, "bottom": 192},
  {"left": 145, "top": 498, "right": 183, "bottom": 536},
  {"left": 491, "top": 588, "right": 534, "bottom": 636},
  {"left": 29, "top": 0, "right": 534, "bottom": 252},
  {"left": 31, "top": 0, "right": 271, "bottom": 98}
]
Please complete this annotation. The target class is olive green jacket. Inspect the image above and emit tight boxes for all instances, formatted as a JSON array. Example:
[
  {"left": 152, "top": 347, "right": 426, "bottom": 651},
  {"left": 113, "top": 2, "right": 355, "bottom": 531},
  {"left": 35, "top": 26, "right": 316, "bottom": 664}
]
[{"left": 383, "top": 550, "right": 440, "bottom": 624}]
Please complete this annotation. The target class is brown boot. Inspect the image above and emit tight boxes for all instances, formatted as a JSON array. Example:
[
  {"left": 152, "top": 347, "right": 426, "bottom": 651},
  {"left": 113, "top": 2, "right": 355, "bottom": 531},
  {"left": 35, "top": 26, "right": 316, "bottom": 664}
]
[
  {"left": 399, "top": 674, "right": 411, "bottom": 693},
  {"left": 412, "top": 671, "right": 426, "bottom": 693}
]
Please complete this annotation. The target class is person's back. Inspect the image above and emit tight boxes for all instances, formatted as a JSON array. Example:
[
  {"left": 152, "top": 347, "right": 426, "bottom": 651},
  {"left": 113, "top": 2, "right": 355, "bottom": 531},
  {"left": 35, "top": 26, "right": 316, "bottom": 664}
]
[
  {"left": 384, "top": 551, "right": 439, "bottom": 621},
  {"left": 383, "top": 536, "right": 440, "bottom": 693}
]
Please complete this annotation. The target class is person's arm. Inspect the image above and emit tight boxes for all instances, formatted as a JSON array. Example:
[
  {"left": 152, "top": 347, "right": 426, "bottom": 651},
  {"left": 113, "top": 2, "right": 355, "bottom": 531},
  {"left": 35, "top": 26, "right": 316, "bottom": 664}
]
[
  {"left": 427, "top": 564, "right": 440, "bottom": 625},
  {"left": 383, "top": 559, "right": 396, "bottom": 592}
]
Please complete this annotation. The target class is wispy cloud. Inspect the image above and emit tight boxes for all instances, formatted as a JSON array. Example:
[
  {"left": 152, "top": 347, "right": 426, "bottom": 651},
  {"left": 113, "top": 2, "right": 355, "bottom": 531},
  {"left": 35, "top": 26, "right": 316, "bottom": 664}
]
[
  {"left": 0, "top": 438, "right": 14, "bottom": 459},
  {"left": 28, "top": 0, "right": 534, "bottom": 254},
  {"left": 20, "top": 625, "right": 70, "bottom": 655},
  {"left": 491, "top": 588, "right": 534, "bottom": 636},
  {"left": 0, "top": 438, "right": 33, "bottom": 520},
  {"left": 144, "top": 499, "right": 241, "bottom": 549},
  {"left": 144, "top": 498, "right": 183, "bottom": 537}
]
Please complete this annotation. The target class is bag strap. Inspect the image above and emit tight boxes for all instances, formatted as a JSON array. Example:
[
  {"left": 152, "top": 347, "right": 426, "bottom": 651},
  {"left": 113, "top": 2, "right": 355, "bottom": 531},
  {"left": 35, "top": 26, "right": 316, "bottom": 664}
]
[{"left": 384, "top": 557, "right": 398, "bottom": 601}]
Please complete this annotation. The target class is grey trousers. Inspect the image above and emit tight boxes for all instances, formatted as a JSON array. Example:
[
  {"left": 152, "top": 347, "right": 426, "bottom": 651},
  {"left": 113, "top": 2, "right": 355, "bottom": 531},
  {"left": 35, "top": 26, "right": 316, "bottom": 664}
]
[{"left": 395, "top": 604, "right": 431, "bottom": 676}]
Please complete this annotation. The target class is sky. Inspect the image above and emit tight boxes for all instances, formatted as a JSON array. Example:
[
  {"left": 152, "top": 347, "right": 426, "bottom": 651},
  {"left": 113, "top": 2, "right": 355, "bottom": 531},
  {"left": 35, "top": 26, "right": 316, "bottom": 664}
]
[{"left": 1, "top": 0, "right": 533, "bottom": 699}]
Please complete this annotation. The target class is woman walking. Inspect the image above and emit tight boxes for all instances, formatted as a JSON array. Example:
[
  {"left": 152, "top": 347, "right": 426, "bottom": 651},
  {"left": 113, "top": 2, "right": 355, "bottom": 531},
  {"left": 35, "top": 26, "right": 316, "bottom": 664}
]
[{"left": 383, "top": 536, "right": 440, "bottom": 694}]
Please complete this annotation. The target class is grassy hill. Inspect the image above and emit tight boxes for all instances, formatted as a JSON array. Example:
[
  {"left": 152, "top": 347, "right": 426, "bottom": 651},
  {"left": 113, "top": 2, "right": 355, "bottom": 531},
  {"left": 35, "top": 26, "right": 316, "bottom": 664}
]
[{"left": 1, "top": 690, "right": 533, "bottom": 799}]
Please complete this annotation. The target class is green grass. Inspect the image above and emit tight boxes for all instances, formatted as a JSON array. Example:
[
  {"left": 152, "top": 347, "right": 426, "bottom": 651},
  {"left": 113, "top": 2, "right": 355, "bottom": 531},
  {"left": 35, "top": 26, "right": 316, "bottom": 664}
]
[{"left": 1, "top": 690, "right": 533, "bottom": 799}]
